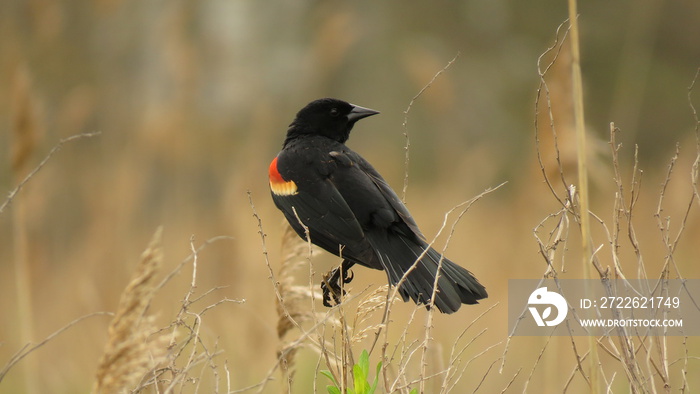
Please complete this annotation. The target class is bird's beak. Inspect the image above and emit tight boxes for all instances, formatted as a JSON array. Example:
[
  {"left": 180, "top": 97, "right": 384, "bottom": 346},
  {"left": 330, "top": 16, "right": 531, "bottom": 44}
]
[{"left": 347, "top": 104, "right": 380, "bottom": 122}]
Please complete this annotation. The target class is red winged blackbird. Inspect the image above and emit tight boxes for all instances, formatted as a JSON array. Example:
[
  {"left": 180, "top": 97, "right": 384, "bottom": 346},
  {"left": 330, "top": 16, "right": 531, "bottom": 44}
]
[{"left": 269, "top": 98, "right": 487, "bottom": 313}]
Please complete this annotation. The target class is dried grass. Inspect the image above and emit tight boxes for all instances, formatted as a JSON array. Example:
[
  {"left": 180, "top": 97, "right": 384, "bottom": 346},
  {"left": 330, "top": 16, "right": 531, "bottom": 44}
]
[
  {"left": 93, "top": 227, "right": 169, "bottom": 393},
  {"left": 503, "top": 13, "right": 700, "bottom": 394}
]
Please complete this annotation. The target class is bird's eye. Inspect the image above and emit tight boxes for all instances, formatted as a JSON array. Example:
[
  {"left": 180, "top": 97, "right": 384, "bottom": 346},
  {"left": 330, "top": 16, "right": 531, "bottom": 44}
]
[{"left": 330, "top": 108, "right": 339, "bottom": 117}]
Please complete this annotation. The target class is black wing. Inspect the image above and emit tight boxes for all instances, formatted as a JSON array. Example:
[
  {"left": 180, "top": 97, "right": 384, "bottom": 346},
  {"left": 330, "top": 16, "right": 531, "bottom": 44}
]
[
  {"left": 271, "top": 178, "right": 362, "bottom": 246},
  {"left": 271, "top": 151, "right": 377, "bottom": 267},
  {"left": 333, "top": 150, "right": 426, "bottom": 241}
]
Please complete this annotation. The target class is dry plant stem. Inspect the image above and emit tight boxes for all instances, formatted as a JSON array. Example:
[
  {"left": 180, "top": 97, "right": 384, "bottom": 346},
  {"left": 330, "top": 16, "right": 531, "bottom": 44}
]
[
  {"left": 385, "top": 182, "right": 506, "bottom": 312},
  {"left": 248, "top": 191, "right": 365, "bottom": 394},
  {"left": 629, "top": 147, "right": 646, "bottom": 279},
  {"left": 534, "top": 20, "right": 573, "bottom": 210},
  {"left": 562, "top": 350, "right": 590, "bottom": 392},
  {"left": 473, "top": 358, "right": 502, "bottom": 393},
  {"left": 248, "top": 190, "right": 301, "bottom": 332},
  {"left": 1, "top": 131, "right": 102, "bottom": 215},
  {"left": 522, "top": 334, "right": 553, "bottom": 393},
  {"left": 531, "top": 16, "right": 699, "bottom": 394},
  {"left": 420, "top": 181, "right": 503, "bottom": 392},
  {"left": 401, "top": 52, "right": 460, "bottom": 202},
  {"left": 536, "top": 30, "right": 636, "bottom": 388},
  {"left": 654, "top": 144, "right": 692, "bottom": 279},
  {"left": 3, "top": 131, "right": 99, "bottom": 393},
  {"left": 567, "top": 1, "right": 600, "bottom": 390},
  {"left": 566, "top": 3, "right": 592, "bottom": 276},
  {"left": 154, "top": 235, "right": 234, "bottom": 294},
  {"left": 651, "top": 139, "right": 698, "bottom": 288},
  {"left": 284, "top": 218, "right": 311, "bottom": 393},
  {"left": 93, "top": 227, "right": 168, "bottom": 393},
  {"left": 0, "top": 312, "right": 113, "bottom": 383},
  {"left": 651, "top": 146, "right": 692, "bottom": 389},
  {"left": 172, "top": 236, "right": 205, "bottom": 386},
  {"left": 384, "top": 304, "right": 422, "bottom": 392},
  {"left": 378, "top": 182, "right": 505, "bottom": 392},
  {"left": 131, "top": 231, "right": 240, "bottom": 393},
  {"left": 609, "top": 123, "right": 643, "bottom": 280},
  {"left": 443, "top": 332, "right": 500, "bottom": 393},
  {"left": 242, "top": 295, "right": 365, "bottom": 394},
  {"left": 380, "top": 183, "right": 506, "bottom": 393},
  {"left": 292, "top": 204, "right": 357, "bottom": 392},
  {"left": 500, "top": 367, "right": 522, "bottom": 393},
  {"left": 533, "top": 40, "right": 617, "bottom": 392},
  {"left": 156, "top": 262, "right": 241, "bottom": 391},
  {"left": 504, "top": 201, "right": 571, "bottom": 374},
  {"left": 290, "top": 205, "right": 354, "bottom": 392},
  {"left": 248, "top": 191, "right": 304, "bottom": 391},
  {"left": 441, "top": 302, "right": 499, "bottom": 391},
  {"left": 689, "top": 68, "right": 700, "bottom": 207},
  {"left": 536, "top": 124, "right": 695, "bottom": 392},
  {"left": 225, "top": 360, "right": 231, "bottom": 393}
]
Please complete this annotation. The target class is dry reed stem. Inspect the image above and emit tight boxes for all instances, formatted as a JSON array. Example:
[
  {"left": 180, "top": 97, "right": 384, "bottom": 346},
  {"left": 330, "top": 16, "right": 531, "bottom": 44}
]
[
  {"left": 418, "top": 182, "right": 504, "bottom": 393},
  {"left": 376, "top": 183, "right": 504, "bottom": 393},
  {"left": 93, "top": 227, "right": 169, "bottom": 393},
  {"left": 134, "top": 233, "right": 241, "bottom": 393},
  {"left": 249, "top": 191, "right": 312, "bottom": 391},
  {"left": 442, "top": 303, "right": 497, "bottom": 382},
  {"left": 377, "top": 58, "right": 468, "bottom": 386},
  {"left": 689, "top": 68, "right": 700, "bottom": 208},
  {"left": 5, "top": 72, "right": 100, "bottom": 392},
  {"left": 534, "top": 19, "right": 574, "bottom": 211},
  {"left": 401, "top": 52, "right": 460, "bottom": 202},
  {"left": 154, "top": 236, "right": 245, "bottom": 393},
  {"left": 534, "top": 122, "right": 665, "bottom": 392},
  {"left": 565, "top": 6, "right": 602, "bottom": 387},
  {"left": 1, "top": 131, "right": 102, "bottom": 216},
  {"left": 248, "top": 191, "right": 348, "bottom": 393},
  {"left": 529, "top": 16, "right": 700, "bottom": 392},
  {"left": 0, "top": 312, "right": 113, "bottom": 384},
  {"left": 277, "top": 225, "right": 316, "bottom": 392}
]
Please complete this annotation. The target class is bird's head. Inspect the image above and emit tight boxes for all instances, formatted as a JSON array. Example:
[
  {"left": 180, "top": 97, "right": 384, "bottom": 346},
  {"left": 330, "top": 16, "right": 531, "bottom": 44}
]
[{"left": 285, "top": 98, "right": 379, "bottom": 145}]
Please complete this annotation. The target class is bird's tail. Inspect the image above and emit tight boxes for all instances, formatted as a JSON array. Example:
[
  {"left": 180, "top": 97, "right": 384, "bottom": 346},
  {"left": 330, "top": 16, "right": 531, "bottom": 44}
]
[{"left": 369, "top": 232, "right": 487, "bottom": 314}]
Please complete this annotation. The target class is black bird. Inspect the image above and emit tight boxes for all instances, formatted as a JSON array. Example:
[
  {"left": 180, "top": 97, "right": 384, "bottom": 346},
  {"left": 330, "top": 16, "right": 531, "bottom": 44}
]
[{"left": 268, "top": 98, "right": 487, "bottom": 313}]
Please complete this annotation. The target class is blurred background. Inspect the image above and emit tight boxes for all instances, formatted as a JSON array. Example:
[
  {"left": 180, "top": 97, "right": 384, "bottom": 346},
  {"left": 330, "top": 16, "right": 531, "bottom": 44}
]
[{"left": 1, "top": 0, "right": 699, "bottom": 392}]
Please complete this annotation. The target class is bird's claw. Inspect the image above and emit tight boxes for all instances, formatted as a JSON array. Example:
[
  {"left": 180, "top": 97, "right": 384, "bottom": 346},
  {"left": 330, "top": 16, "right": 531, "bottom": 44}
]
[{"left": 321, "top": 266, "right": 354, "bottom": 307}]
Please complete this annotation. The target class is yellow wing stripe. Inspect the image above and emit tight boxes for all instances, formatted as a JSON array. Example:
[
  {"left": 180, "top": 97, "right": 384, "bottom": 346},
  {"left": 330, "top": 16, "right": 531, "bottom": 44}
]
[{"left": 270, "top": 179, "right": 298, "bottom": 196}]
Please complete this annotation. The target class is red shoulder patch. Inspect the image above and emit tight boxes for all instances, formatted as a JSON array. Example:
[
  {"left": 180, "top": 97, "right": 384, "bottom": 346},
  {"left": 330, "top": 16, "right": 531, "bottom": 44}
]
[
  {"left": 269, "top": 156, "right": 298, "bottom": 196},
  {"left": 269, "top": 156, "right": 285, "bottom": 183}
]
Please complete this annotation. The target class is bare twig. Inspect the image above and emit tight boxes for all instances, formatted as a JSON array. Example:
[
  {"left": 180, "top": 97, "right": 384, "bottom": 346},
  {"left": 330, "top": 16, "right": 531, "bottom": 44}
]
[
  {"left": 534, "top": 19, "right": 573, "bottom": 210},
  {"left": 0, "top": 312, "right": 113, "bottom": 383},
  {"left": 401, "top": 52, "right": 460, "bottom": 202},
  {"left": 688, "top": 68, "right": 700, "bottom": 206},
  {"left": 1, "top": 131, "right": 102, "bottom": 215}
]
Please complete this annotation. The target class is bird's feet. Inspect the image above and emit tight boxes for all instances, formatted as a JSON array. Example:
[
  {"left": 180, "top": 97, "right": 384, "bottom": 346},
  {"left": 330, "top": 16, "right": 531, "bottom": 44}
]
[{"left": 321, "top": 265, "right": 354, "bottom": 307}]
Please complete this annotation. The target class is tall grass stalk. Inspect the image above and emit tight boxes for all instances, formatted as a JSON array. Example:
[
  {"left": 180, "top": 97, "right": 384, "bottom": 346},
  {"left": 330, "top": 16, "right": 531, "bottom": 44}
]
[{"left": 567, "top": 0, "right": 600, "bottom": 391}]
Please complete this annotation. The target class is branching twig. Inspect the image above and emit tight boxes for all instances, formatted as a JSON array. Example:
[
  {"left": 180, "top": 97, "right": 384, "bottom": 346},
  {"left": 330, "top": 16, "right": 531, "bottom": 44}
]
[
  {"left": 0, "top": 131, "right": 102, "bottom": 215},
  {"left": 401, "top": 52, "right": 460, "bottom": 202},
  {"left": 0, "top": 312, "right": 113, "bottom": 382}
]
